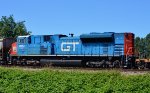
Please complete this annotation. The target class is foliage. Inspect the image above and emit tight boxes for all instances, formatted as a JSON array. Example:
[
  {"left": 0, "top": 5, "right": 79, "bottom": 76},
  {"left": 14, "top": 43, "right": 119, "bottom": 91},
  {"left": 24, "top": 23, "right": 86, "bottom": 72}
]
[
  {"left": 135, "top": 33, "right": 150, "bottom": 58},
  {"left": 0, "top": 15, "right": 31, "bottom": 38},
  {"left": 0, "top": 67, "right": 150, "bottom": 93}
]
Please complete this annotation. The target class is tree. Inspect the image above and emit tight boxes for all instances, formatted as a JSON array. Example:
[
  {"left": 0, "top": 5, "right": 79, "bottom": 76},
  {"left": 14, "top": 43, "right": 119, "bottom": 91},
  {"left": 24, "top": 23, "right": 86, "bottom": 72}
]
[
  {"left": 0, "top": 15, "right": 31, "bottom": 38},
  {"left": 135, "top": 33, "right": 150, "bottom": 58},
  {"left": 134, "top": 37, "right": 141, "bottom": 57},
  {"left": 139, "top": 38, "right": 147, "bottom": 58},
  {"left": 145, "top": 33, "right": 150, "bottom": 58}
]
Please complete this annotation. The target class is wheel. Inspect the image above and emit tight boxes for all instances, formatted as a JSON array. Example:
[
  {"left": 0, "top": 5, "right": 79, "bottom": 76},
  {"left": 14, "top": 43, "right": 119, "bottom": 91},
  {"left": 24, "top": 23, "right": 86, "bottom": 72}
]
[{"left": 113, "top": 60, "right": 120, "bottom": 68}]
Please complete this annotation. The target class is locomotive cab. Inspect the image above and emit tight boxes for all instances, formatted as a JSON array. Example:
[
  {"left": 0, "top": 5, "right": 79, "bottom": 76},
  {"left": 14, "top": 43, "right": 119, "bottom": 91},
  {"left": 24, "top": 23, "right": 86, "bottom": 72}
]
[{"left": 17, "top": 35, "right": 30, "bottom": 55}]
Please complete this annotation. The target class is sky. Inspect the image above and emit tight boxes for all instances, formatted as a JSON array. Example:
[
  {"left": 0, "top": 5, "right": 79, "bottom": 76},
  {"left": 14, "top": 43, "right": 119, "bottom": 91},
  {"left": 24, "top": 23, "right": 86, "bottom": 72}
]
[{"left": 0, "top": 0, "right": 150, "bottom": 37}]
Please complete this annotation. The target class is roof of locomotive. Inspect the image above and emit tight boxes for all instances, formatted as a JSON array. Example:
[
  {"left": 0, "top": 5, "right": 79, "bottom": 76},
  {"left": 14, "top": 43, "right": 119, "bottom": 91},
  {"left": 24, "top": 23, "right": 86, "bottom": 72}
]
[
  {"left": 60, "top": 36, "right": 80, "bottom": 40},
  {"left": 18, "top": 35, "right": 30, "bottom": 38},
  {"left": 17, "top": 32, "right": 134, "bottom": 39}
]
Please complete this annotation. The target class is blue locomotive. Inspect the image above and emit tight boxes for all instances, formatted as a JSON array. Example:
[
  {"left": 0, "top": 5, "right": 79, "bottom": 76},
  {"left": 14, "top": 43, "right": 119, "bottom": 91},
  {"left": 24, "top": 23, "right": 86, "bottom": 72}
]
[{"left": 9, "top": 32, "right": 135, "bottom": 68}]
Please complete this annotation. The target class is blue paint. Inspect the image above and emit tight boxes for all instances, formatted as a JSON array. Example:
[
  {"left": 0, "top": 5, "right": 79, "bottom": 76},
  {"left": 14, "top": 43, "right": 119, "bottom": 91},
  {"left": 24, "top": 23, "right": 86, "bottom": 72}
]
[{"left": 17, "top": 32, "right": 126, "bottom": 57}]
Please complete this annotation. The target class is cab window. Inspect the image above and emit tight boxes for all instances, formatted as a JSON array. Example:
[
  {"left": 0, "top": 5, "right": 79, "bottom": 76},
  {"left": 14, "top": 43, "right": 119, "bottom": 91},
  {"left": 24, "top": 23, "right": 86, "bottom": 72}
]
[{"left": 18, "top": 38, "right": 26, "bottom": 44}]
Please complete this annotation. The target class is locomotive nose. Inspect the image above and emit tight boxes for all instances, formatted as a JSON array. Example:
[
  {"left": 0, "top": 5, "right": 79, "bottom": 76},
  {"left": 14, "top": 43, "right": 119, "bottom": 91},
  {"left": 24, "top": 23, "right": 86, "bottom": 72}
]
[{"left": 10, "top": 42, "right": 17, "bottom": 55}]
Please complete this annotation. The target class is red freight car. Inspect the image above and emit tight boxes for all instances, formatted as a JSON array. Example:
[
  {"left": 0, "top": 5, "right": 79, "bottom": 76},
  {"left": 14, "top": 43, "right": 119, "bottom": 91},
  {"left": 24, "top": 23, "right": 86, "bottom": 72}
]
[{"left": 0, "top": 38, "right": 15, "bottom": 64}]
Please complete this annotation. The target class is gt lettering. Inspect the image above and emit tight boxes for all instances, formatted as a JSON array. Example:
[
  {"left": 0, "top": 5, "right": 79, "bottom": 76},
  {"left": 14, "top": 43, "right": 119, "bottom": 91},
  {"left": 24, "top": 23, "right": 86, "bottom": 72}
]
[{"left": 61, "top": 42, "right": 79, "bottom": 51}]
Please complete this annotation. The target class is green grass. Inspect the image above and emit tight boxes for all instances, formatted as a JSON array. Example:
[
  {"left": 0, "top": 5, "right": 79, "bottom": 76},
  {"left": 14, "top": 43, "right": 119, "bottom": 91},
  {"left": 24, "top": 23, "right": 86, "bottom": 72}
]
[{"left": 0, "top": 67, "right": 150, "bottom": 93}]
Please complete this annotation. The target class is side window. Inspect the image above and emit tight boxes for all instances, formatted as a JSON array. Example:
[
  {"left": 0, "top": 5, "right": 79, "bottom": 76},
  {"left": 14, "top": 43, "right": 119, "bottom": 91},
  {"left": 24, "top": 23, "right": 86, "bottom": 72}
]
[{"left": 18, "top": 38, "right": 26, "bottom": 44}]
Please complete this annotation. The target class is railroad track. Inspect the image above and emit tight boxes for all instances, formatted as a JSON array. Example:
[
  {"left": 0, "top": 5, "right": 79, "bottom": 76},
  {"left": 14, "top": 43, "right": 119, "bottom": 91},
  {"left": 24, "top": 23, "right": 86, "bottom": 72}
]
[{"left": 1, "top": 64, "right": 150, "bottom": 73}]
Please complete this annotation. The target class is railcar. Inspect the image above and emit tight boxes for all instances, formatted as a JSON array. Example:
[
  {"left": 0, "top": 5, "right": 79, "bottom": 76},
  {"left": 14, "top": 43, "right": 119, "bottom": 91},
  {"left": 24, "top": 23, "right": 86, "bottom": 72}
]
[
  {"left": 9, "top": 32, "right": 135, "bottom": 68},
  {"left": 0, "top": 38, "right": 15, "bottom": 64}
]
